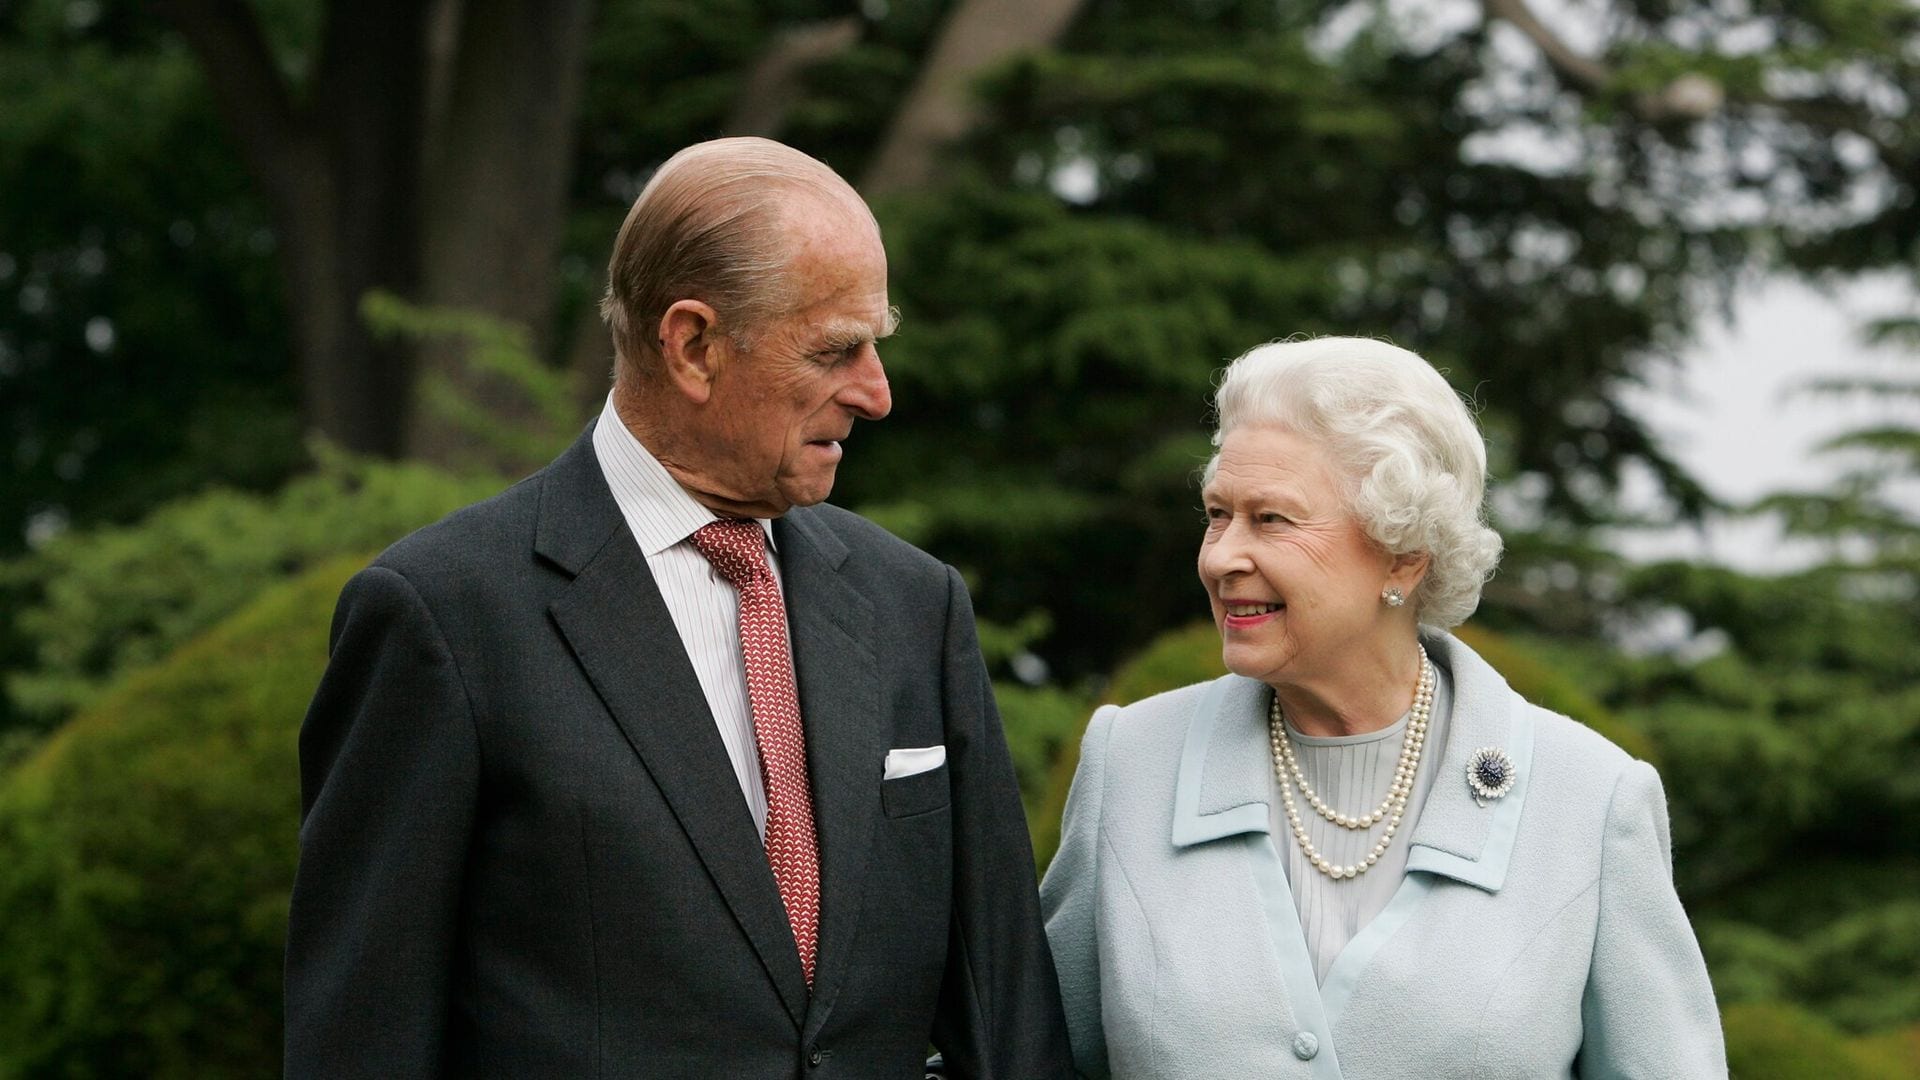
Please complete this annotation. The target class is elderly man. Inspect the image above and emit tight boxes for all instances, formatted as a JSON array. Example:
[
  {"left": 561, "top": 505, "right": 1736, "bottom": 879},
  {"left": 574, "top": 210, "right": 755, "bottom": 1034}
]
[{"left": 285, "top": 137, "right": 1071, "bottom": 1078}]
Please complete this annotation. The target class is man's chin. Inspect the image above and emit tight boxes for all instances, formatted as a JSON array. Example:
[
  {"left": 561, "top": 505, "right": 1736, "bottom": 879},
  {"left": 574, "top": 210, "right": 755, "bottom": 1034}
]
[{"left": 777, "top": 469, "right": 839, "bottom": 512}]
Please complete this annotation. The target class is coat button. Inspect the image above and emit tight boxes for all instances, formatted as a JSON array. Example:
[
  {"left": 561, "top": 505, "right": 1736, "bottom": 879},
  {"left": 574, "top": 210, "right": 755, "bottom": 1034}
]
[
  {"left": 1292, "top": 1031, "right": 1319, "bottom": 1060},
  {"left": 808, "top": 1048, "right": 824, "bottom": 1067}
]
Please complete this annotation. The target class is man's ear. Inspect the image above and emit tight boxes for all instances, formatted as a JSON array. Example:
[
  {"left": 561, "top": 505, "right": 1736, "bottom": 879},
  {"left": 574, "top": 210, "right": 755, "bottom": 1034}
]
[{"left": 657, "top": 300, "right": 727, "bottom": 404}]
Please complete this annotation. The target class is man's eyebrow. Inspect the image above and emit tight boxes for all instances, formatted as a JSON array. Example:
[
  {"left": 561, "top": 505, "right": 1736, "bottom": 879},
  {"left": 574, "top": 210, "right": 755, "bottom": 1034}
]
[{"left": 820, "top": 307, "right": 901, "bottom": 349}]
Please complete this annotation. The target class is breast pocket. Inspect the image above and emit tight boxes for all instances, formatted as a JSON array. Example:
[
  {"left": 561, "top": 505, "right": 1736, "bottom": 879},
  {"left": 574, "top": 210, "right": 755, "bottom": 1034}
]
[{"left": 880, "top": 763, "right": 950, "bottom": 818}]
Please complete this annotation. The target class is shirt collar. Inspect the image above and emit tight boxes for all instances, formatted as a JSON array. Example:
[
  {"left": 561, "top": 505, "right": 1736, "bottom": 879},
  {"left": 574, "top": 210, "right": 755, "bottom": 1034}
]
[{"left": 592, "top": 392, "right": 778, "bottom": 557}]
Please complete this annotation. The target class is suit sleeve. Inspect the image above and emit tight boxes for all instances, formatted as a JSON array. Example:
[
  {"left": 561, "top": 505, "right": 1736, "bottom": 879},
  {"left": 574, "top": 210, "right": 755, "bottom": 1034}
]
[
  {"left": 927, "top": 566, "right": 1075, "bottom": 1080},
  {"left": 1576, "top": 760, "right": 1728, "bottom": 1079},
  {"left": 1039, "top": 705, "right": 1116, "bottom": 1080},
  {"left": 284, "top": 565, "right": 480, "bottom": 1079}
]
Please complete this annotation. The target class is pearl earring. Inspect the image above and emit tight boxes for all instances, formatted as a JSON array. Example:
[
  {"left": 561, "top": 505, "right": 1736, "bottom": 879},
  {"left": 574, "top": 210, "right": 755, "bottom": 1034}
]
[{"left": 1382, "top": 586, "right": 1405, "bottom": 608}]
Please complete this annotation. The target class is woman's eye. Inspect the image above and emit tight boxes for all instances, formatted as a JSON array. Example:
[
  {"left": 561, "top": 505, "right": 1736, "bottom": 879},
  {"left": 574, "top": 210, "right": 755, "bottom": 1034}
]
[{"left": 1258, "top": 512, "right": 1288, "bottom": 525}]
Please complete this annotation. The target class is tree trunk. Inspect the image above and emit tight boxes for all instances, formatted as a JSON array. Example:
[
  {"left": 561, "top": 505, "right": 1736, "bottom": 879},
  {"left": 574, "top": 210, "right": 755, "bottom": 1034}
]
[
  {"left": 408, "top": 0, "right": 597, "bottom": 470},
  {"left": 163, "top": 0, "right": 590, "bottom": 466},
  {"left": 860, "top": 0, "right": 1088, "bottom": 196},
  {"left": 161, "top": 0, "right": 433, "bottom": 458}
]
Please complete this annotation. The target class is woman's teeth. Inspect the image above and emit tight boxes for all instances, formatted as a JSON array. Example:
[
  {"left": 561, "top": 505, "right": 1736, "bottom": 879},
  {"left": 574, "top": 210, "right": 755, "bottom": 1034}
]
[{"left": 1226, "top": 603, "right": 1281, "bottom": 616}]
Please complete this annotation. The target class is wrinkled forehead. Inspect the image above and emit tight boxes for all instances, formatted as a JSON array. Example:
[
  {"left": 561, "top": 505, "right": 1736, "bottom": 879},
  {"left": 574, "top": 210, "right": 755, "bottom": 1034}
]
[{"left": 1202, "top": 426, "right": 1347, "bottom": 500}]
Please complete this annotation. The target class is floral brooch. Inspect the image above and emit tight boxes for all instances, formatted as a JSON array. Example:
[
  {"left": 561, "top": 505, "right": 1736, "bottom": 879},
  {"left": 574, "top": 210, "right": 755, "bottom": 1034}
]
[{"left": 1467, "top": 747, "right": 1517, "bottom": 807}]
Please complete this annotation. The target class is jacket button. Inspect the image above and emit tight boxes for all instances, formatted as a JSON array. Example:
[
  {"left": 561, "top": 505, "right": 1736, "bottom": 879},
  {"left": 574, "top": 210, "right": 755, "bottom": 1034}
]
[
  {"left": 1292, "top": 1031, "right": 1319, "bottom": 1060},
  {"left": 808, "top": 1048, "right": 824, "bottom": 1067}
]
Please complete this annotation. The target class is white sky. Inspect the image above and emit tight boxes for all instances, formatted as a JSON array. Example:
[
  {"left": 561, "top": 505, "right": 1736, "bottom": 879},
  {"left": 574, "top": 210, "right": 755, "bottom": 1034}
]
[{"left": 1610, "top": 272, "right": 1919, "bottom": 570}]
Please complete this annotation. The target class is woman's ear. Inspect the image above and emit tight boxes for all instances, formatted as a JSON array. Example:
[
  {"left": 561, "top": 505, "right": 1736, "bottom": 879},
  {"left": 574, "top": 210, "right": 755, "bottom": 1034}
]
[{"left": 1388, "top": 550, "right": 1432, "bottom": 595}]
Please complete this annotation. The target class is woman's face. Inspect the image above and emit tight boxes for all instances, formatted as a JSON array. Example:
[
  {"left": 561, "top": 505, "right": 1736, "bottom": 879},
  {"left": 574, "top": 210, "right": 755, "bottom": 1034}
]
[{"left": 1197, "top": 425, "right": 1398, "bottom": 689}]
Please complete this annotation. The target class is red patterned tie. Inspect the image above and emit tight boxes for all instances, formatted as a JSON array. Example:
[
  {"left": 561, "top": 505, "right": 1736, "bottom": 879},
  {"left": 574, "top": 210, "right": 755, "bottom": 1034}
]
[{"left": 690, "top": 519, "right": 821, "bottom": 987}]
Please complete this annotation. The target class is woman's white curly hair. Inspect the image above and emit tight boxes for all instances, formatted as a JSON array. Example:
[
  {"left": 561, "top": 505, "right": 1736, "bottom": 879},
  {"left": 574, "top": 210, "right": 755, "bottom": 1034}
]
[{"left": 1204, "top": 336, "right": 1503, "bottom": 629}]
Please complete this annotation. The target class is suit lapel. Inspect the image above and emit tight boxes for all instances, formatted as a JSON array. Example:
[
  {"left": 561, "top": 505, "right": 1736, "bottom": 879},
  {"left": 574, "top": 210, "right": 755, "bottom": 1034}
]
[
  {"left": 538, "top": 428, "right": 810, "bottom": 1027},
  {"left": 773, "top": 509, "right": 882, "bottom": 1032}
]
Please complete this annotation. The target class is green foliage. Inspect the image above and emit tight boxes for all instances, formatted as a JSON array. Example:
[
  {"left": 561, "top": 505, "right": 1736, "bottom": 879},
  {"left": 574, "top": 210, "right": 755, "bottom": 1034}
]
[
  {"left": 1721, "top": 1002, "right": 1920, "bottom": 1080},
  {"left": 840, "top": 0, "right": 1768, "bottom": 680},
  {"left": 1451, "top": 625, "right": 1654, "bottom": 763},
  {"left": 1560, "top": 547, "right": 1920, "bottom": 1037},
  {"left": 994, "top": 681, "right": 1095, "bottom": 861},
  {"left": 0, "top": 450, "right": 503, "bottom": 733},
  {"left": 0, "top": 2, "right": 301, "bottom": 555},
  {"left": 362, "top": 290, "right": 580, "bottom": 472},
  {"left": 0, "top": 556, "right": 358, "bottom": 1080},
  {"left": 1102, "top": 621, "right": 1225, "bottom": 708},
  {"left": 1704, "top": 898, "right": 1920, "bottom": 1034}
]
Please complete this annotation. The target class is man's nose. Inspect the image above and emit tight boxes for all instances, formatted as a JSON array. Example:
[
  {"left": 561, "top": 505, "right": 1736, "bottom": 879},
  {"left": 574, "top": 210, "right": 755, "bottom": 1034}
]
[{"left": 843, "top": 345, "right": 891, "bottom": 421}]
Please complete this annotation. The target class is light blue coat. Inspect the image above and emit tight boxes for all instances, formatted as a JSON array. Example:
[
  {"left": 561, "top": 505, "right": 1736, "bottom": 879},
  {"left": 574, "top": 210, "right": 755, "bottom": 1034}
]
[{"left": 1040, "top": 631, "right": 1726, "bottom": 1079}]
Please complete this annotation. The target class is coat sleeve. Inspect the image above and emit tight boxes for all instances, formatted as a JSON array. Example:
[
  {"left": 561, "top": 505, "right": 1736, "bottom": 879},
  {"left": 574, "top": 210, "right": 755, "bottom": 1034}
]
[
  {"left": 1576, "top": 759, "right": 1727, "bottom": 1079},
  {"left": 927, "top": 566, "right": 1075, "bottom": 1080},
  {"left": 1039, "top": 704, "right": 1117, "bottom": 1080},
  {"left": 283, "top": 565, "right": 480, "bottom": 1079}
]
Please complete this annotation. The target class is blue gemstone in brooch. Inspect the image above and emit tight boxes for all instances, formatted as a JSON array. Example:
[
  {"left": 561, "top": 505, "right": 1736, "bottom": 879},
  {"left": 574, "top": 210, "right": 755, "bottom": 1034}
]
[{"left": 1467, "top": 747, "right": 1517, "bottom": 807}]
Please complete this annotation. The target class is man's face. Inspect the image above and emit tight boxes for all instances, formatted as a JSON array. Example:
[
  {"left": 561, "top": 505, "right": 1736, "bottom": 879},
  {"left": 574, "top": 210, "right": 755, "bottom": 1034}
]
[{"left": 690, "top": 206, "right": 894, "bottom": 518}]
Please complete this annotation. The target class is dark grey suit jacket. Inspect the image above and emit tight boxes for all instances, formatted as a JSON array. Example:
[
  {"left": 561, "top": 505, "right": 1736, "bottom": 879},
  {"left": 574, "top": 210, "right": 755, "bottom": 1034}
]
[{"left": 284, "top": 428, "right": 1071, "bottom": 1078}]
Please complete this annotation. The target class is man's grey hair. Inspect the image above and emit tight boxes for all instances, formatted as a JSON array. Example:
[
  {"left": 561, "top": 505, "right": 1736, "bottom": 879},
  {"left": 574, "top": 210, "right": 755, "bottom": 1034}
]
[
  {"left": 1204, "top": 336, "right": 1503, "bottom": 629},
  {"left": 599, "top": 137, "right": 874, "bottom": 380}
]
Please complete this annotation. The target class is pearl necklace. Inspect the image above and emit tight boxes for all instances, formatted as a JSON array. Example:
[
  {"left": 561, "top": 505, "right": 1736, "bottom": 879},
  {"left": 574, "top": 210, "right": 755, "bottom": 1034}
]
[{"left": 1268, "top": 644, "right": 1434, "bottom": 881}]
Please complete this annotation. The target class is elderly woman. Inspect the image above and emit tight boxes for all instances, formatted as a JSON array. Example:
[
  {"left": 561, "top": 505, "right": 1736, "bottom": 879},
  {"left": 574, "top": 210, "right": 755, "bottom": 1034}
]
[{"left": 1041, "top": 337, "right": 1725, "bottom": 1078}]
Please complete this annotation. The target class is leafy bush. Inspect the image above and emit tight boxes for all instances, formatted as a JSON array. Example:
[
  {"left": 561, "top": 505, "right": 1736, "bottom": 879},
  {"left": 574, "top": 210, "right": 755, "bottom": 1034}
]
[
  {"left": 1, "top": 451, "right": 504, "bottom": 731},
  {"left": 1722, "top": 1002, "right": 1920, "bottom": 1080},
  {"left": 0, "top": 556, "right": 359, "bottom": 1079}
]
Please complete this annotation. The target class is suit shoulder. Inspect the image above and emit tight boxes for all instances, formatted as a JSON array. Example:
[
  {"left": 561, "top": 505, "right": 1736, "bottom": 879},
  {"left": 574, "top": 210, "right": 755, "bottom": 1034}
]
[
  {"left": 370, "top": 471, "right": 541, "bottom": 583},
  {"left": 1101, "top": 680, "right": 1217, "bottom": 753},
  {"left": 1533, "top": 706, "right": 1636, "bottom": 768},
  {"left": 1527, "top": 705, "right": 1645, "bottom": 811},
  {"left": 800, "top": 502, "right": 946, "bottom": 574}
]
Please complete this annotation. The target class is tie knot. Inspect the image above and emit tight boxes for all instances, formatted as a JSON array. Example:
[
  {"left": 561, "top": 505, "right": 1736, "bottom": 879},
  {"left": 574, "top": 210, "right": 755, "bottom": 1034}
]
[{"left": 690, "top": 518, "right": 772, "bottom": 588}]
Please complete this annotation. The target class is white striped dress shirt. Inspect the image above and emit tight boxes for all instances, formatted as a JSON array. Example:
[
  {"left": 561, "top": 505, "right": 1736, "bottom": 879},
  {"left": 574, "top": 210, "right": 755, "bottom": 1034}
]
[{"left": 592, "top": 393, "right": 785, "bottom": 838}]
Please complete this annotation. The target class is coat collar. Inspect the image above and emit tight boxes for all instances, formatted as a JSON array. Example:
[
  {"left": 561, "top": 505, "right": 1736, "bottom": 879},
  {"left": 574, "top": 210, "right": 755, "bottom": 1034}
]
[{"left": 1169, "top": 630, "right": 1535, "bottom": 893}]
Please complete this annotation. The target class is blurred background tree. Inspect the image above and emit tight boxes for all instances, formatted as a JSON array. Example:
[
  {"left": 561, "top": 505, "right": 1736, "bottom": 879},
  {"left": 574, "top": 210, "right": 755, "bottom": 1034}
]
[{"left": 0, "top": 0, "right": 1916, "bottom": 1076}]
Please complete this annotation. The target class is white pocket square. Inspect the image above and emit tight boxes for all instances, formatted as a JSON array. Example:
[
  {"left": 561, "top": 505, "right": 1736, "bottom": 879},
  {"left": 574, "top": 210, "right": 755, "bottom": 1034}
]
[{"left": 883, "top": 745, "right": 946, "bottom": 780}]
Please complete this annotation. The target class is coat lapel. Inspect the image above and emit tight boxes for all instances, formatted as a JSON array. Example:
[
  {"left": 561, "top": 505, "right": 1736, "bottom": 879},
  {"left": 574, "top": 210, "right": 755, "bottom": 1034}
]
[
  {"left": 773, "top": 509, "right": 883, "bottom": 1034},
  {"left": 1404, "top": 631, "right": 1535, "bottom": 892},
  {"left": 1170, "top": 675, "right": 1274, "bottom": 847},
  {"left": 1169, "top": 675, "right": 1347, "bottom": 1079},
  {"left": 537, "top": 429, "right": 810, "bottom": 1027}
]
